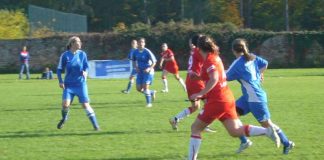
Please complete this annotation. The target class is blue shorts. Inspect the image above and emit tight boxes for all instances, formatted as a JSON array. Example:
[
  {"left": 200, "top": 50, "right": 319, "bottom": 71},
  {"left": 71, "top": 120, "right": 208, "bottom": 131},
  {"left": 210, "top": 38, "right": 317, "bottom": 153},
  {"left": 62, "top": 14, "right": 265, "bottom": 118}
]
[
  {"left": 136, "top": 72, "right": 154, "bottom": 85},
  {"left": 130, "top": 69, "right": 137, "bottom": 77},
  {"left": 236, "top": 96, "right": 270, "bottom": 122},
  {"left": 63, "top": 84, "right": 90, "bottom": 103}
]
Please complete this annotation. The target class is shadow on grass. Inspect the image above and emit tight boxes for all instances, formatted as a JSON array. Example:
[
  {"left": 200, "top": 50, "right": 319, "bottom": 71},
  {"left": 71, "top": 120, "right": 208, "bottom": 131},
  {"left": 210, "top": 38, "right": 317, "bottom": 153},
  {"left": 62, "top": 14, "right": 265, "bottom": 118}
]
[{"left": 0, "top": 130, "right": 128, "bottom": 139}]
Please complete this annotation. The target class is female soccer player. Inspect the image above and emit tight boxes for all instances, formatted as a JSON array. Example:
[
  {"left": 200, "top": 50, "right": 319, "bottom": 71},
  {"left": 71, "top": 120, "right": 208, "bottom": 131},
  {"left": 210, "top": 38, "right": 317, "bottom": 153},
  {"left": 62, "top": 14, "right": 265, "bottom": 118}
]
[
  {"left": 122, "top": 39, "right": 138, "bottom": 94},
  {"left": 132, "top": 37, "right": 157, "bottom": 107},
  {"left": 187, "top": 35, "right": 280, "bottom": 160},
  {"left": 159, "top": 43, "right": 186, "bottom": 93},
  {"left": 226, "top": 38, "right": 294, "bottom": 154},
  {"left": 56, "top": 36, "right": 100, "bottom": 131},
  {"left": 169, "top": 34, "right": 214, "bottom": 132}
]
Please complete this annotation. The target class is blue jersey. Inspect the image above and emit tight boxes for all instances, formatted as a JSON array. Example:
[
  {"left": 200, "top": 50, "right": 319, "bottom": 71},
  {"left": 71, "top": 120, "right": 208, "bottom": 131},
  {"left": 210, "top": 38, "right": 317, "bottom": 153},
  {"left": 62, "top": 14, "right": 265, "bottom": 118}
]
[
  {"left": 226, "top": 54, "right": 268, "bottom": 102},
  {"left": 57, "top": 50, "right": 89, "bottom": 86},
  {"left": 132, "top": 48, "right": 157, "bottom": 71},
  {"left": 128, "top": 48, "right": 137, "bottom": 60}
]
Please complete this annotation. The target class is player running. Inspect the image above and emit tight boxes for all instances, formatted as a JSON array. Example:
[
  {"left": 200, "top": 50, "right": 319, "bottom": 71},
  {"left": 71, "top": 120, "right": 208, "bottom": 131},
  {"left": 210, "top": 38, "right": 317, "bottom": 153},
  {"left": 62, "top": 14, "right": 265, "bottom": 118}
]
[
  {"left": 159, "top": 43, "right": 186, "bottom": 93},
  {"left": 187, "top": 35, "right": 280, "bottom": 160},
  {"left": 169, "top": 34, "right": 214, "bottom": 132},
  {"left": 122, "top": 39, "right": 138, "bottom": 94},
  {"left": 226, "top": 38, "right": 295, "bottom": 154},
  {"left": 132, "top": 37, "right": 157, "bottom": 107},
  {"left": 56, "top": 36, "right": 100, "bottom": 131}
]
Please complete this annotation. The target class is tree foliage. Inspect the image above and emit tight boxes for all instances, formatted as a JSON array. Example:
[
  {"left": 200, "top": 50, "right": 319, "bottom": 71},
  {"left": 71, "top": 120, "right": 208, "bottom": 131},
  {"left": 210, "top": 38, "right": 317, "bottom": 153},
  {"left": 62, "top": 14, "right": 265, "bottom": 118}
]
[{"left": 0, "top": 9, "right": 29, "bottom": 39}]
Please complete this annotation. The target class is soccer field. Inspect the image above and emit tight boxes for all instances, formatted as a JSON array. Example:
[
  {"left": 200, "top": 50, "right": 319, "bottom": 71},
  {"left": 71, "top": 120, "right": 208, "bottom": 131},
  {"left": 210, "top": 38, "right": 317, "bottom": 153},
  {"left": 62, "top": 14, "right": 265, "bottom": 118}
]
[{"left": 0, "top": 69, "right": 323, "bottom": 160}]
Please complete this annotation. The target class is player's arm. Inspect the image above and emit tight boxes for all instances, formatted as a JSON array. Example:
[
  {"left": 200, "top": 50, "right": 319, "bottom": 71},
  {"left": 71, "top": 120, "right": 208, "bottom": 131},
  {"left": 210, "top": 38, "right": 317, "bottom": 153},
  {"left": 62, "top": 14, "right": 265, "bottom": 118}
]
[
  {"left": 159, "top": 56, "right": 164, "bottom": 69},
  {"left": 146, "top": 50, "right": 157, "bottom": 73},
  {"left": 190, "top": 68, "right": 218, "bottom": 101},
  {"left": 82, "top": 53, "right": 89, "bottom": 78},
  {"left": 57, "top": 54, "right": 66, "bottom": 89}
]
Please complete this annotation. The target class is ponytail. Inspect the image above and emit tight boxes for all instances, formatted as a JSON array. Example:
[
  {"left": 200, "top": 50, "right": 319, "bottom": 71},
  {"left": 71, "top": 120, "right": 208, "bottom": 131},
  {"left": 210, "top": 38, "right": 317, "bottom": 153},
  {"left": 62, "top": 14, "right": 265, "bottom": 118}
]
[{"left": 232, "top": 38, "right": 254, "bottom": 61}]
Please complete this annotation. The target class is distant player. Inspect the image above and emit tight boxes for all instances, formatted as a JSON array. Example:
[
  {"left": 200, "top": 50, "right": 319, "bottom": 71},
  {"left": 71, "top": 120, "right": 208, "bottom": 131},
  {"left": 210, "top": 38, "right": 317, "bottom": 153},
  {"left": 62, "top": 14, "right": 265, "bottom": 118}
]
[
  {"left": 19, "top": 46, "right": 30, "bottom": 80},
  {"left": 122, "top": 39, "right": 138, "bottom": 94},
  {"left": 226, "top": 38, "right": 295, "bottom": 154},
  {"left": 132, "top": 37, "right": 157, "bottom": 107},
  {"left": 159, "top": 43, "right": 186, "bottom": 93},
  {"left": 169, "top": 34, "right": 214, "bottom": 132},
  {"left": 187, "top": 35, "right": 280, "bottom": 160},
  {"left": 56, "top": 36, "right": 100, "bottom": 130}
]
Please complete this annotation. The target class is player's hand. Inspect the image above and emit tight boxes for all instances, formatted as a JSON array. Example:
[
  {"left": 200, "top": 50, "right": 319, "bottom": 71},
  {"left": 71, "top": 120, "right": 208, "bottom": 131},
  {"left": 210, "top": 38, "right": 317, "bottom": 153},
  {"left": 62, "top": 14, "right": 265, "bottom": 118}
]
[
  {"left": 82, "top": 71, "right": 88, "bottom": 77},
  {"left": 159, "top": 64, "right": 163, "bottom": 69},
  {"left": 144, "top": 68, "right": 151, "bottom": 73},
  {"left": 59, "top": 83, "right": 65, "bottom": 89},
  {"left": 261, "top": 73, "right": 264, "bottom": 82},
  {"left": 190, "top": 93, "right": 203, "bottom": 101}
]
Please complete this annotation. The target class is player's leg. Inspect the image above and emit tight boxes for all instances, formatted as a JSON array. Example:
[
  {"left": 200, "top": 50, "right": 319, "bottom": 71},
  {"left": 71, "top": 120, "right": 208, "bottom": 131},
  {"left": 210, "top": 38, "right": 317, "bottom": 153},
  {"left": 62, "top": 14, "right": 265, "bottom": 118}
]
[
  {"left": 188, "top": 118, "right": 209, "bottom": 160},
  {"left": 19, "top": 64, "right": 25, "bottom": 79},
  {"left": 79, "top": 85, "right": 100, "bottom": 130},
  {"left": 123, "top": 70, "right": 136, "bottom": 93},
  {"left": 250, "top": 102, "right": 290, "bottom": 150},
  {"left": 161, "top": 70, "right": 168, "bottom": 92},
  {"left": 57, "top": 88, "right": 72, "bottom": 129},
  {"left": 235, "top": 97, "right": 253, "bottom": 153},
  {"left": 174, "top": 73, "right": 186, "bottom": 92},
  {"left": 170, "top": 100, "right": 200, "bottom": 130},
  {"left": 25, "top": 63, "right": 30, "bottom": 79}
]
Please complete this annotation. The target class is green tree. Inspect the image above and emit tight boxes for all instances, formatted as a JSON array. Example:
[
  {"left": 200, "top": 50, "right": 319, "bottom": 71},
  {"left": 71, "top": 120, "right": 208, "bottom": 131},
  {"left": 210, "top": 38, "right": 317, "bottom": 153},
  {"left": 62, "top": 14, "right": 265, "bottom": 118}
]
[{"left": 0, "top": 9, "right": 29, "bottom": 39}]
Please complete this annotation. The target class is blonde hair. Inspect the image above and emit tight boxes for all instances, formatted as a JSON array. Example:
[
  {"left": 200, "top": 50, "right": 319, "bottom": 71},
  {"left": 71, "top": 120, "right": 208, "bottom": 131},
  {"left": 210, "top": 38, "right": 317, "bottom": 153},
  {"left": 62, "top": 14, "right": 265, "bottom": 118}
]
[
  {"left": 232, "top": 38, "right": 254, "bottom": 61},
  {"left": 66, "top": 36, "right": 80, "bottom": 50}
]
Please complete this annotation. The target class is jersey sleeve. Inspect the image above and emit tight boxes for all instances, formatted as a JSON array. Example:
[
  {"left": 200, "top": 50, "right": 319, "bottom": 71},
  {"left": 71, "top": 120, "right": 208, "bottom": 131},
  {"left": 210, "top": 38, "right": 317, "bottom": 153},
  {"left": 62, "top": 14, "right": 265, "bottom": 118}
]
[
  {"left": 57, "top": 53, "right": 65, "bottom": 84},
  {"left": 128, "top": 49, "right": 134, "bottom": 60},
  {"left": 132, "top": 50, "right": 137, "bottom": 61},
  {"left": 226, "top": 60, "right": 239, "bottom": 81},
  {"left": 147, "top": 49, "right": 157, "bottom": 63},
  {"left": 83, "top": 52, "right": 89, "bottom": 72},
  {"left": 256, "top": 55, "right": 268, "bottom": 70}
]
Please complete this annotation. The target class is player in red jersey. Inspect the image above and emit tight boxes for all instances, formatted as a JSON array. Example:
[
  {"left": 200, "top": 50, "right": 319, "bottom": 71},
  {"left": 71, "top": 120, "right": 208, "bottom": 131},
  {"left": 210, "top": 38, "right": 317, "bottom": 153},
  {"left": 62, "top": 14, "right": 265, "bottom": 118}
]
[
  {"left": 159, "top": 43, "right": 186, "bottom": 93},
  {"left": 169, "top": 34, "right": 214, "bottom": 132},
  {"left": 187, "top": 35, "right": 281, "bottom": 160}
]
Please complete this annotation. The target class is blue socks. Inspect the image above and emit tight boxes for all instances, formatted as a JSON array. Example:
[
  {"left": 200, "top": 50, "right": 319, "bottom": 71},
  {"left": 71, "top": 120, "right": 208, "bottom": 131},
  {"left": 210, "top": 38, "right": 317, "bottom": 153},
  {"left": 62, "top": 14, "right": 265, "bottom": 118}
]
[
  {"left": 61, "top": 107, "right": 69, "bottom": 121},
  {"left": 277, "top": 129, "right": 290, "bottom": 146},
  {"left": 143, "top": 89, "right": 152, "bottom": 104},
  {"left": 126, "top": 81, "right": 133, "bottom": 92},
  {"left": 239, "top": 136, "right": 248, "bottom": 144}
]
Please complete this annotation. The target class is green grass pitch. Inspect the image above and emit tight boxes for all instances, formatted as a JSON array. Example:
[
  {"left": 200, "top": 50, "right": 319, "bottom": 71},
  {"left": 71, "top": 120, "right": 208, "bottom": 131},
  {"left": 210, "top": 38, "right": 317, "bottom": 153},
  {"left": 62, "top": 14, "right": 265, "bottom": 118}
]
[{"left": 0, "top": 68, "right": 323, "bottom": 160}]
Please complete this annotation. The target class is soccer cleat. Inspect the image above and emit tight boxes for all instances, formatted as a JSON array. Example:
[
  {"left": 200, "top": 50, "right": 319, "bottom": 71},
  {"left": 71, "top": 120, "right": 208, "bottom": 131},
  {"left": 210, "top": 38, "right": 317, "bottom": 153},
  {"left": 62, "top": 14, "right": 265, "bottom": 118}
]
[
  {"left": 266, "top": 126, "right": 281, "bottom": 148},
  {"left": 169, "top": 117, "right": 178, "bottom": 131},
  {"left": 204, "top": 126, "right": 216, "bottom": 133},
  {"left": 283, "top": 141, "right": 295, "bottom": 154},
  {"left": 151, "top": 90, "right": 157, "bottom": 101},
  {"left": 161, "top": 89, "right": 169, "bottom": 93},
  {"left": 236, "top": 139, "right": 253, "bottom": 154},
  {"left": 94, "top": 127, "right": 101, "bottom": 131},
  {"left": 146, "top": 103, "right": 152, "bottom": 108},
  {"left": 121, "top": 90, "right": 130, "bottom": 94},
  {"left": 57, "top": 119, "right": 66, "bottom": 129}
]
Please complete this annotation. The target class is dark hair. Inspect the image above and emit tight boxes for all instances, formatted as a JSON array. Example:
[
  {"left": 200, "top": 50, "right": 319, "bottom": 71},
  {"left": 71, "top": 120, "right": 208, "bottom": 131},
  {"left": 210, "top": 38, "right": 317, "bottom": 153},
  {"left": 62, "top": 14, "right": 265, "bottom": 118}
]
[
  {"left": 197, "top": 35, "right": 219, "bottom": 54},
  {"left": 232, "top": 38, "right": 254, "bottom": 61},
  {"left": 138, "top": 37, "right": 145, "bottom": 42},
  {"left": 191, "top": 34, "right": 202, "bottom": 47}
]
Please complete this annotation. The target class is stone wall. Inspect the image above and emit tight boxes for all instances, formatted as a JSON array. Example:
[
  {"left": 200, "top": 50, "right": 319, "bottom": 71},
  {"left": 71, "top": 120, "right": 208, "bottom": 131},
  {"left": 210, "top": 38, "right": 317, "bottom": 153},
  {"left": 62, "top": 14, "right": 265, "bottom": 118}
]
[{"left": 0, "top": 33, "right": 323, "bottom": 73}]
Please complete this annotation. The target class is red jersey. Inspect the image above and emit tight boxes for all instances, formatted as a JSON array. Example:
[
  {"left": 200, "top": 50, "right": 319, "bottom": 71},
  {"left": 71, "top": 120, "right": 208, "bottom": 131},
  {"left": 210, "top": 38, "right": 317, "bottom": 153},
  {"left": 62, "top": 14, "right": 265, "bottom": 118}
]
[
  {"left": 200, "top": 53, "right": 234, "bottom": 102},
  {"left": 188, "top": 48, "right": 204, "bottom": 76},
  {"left": 161, "top": 49, "right": 179, "bottom": 74}
]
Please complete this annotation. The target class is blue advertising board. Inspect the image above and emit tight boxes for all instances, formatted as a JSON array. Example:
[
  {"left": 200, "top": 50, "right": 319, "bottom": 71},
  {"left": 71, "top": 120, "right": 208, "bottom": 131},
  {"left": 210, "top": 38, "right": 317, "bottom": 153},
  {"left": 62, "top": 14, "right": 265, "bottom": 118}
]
[{"left": 88, "top": 60, "right": 131, "bottom": 79}]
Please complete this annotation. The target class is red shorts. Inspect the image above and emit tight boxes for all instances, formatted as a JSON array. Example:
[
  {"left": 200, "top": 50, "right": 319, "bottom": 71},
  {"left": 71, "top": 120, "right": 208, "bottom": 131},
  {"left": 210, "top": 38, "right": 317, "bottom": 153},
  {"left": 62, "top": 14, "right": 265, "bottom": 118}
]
[
  {"left": 164, "top": 63, "right": 178, "bottom": 74},
  {"left": 185, "top": 74, "right": 205, "bottom": 98},
  {"left": 198, "top": 100, "right": 238, "bottom": 124}
]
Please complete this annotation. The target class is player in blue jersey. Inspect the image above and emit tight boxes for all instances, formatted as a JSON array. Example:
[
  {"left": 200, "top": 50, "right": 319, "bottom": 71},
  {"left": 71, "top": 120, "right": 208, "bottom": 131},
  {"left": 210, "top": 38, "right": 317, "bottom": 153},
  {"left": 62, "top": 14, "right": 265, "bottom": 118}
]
[
  {"left": 132, "top": 37, "right": 157, "bottom": 107},
  {"left": 56, "top": 36, "right": 100, "bottom": 131},
  {"left": 122, "top": 39, "right": 138, "bottom": 94},
  {"left": 226, "top": 38, "right": 294, "bottom": 154}
]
